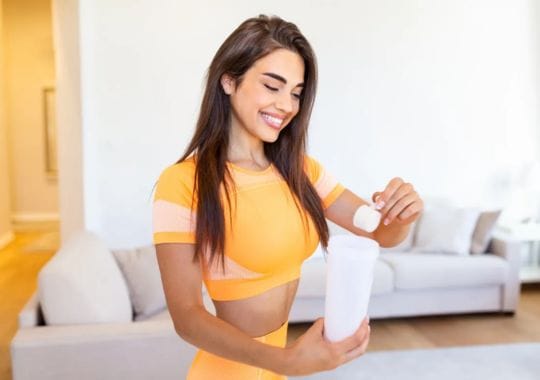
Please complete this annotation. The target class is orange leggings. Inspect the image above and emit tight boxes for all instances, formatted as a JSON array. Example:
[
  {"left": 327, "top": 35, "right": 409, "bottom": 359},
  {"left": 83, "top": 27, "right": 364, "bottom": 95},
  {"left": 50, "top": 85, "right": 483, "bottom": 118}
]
[{"left": 186, "top": 321, "right": 288, "bottom": 380}]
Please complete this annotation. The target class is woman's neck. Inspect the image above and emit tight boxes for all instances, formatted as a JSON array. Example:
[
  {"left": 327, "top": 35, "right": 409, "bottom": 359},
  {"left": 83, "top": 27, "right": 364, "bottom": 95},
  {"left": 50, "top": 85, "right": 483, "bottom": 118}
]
[{"left": 227, "top": 123, "right": 268, "bottom": 167}]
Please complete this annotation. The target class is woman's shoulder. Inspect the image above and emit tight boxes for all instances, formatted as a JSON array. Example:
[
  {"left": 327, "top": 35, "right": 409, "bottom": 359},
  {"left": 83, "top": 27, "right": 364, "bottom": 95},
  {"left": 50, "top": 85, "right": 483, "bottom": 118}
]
[
  {"left": 154, "top": 156, "right": 197, "bottom": 203},
  {"left": 156, "top": 156, "right": 197, "bottom": 191},
  {"left": 159, "top": 156, "right": 196, "bottom": 177},
  {"left": 303, "top": 154, "right": 324, "bottom": 182}
]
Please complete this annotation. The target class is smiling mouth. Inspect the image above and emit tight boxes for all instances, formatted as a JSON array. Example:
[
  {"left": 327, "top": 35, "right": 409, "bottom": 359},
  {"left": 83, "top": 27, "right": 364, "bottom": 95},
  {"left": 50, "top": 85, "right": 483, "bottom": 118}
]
[{"left": 260, "top": 112, "right": 284, "bottom": 129}]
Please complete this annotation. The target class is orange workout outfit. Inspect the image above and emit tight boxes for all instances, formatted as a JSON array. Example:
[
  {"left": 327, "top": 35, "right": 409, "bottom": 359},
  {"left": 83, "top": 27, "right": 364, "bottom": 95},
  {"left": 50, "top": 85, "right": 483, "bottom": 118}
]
[{"left": 152, "top": 155, "right": 345, "bottom": 379}]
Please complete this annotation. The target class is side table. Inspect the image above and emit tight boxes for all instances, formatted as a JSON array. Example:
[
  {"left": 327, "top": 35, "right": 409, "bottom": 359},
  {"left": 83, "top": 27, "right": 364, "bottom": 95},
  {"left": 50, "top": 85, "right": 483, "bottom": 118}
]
[{"left": 494, "top": 223, "right": 540, "bottom": 283}]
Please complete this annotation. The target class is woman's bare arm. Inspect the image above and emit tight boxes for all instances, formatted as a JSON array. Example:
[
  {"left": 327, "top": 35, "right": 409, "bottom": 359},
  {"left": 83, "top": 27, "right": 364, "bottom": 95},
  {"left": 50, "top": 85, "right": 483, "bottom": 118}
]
[
  {"left": 325, "top": 189, "right": 410, "bottom": 247},
  {"left": 155, "top": 242, "right": 287, "bottom": 373}
]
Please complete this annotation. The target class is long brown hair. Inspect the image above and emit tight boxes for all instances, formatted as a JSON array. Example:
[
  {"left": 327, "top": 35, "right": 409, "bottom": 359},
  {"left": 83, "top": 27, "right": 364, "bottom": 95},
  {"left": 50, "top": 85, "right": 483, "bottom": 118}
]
[{"left": 178, "top": 15, "right": 329, "bottom": 268}]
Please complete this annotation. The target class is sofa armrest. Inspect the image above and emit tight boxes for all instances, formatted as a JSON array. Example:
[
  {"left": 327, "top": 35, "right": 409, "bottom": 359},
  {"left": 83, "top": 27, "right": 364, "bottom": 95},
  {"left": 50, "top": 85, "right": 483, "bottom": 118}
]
[
  {"left": 489, "top": 236, "right": 522, "bottom": 311},
  {"left": 10, "top": 319, "right": 197, "bottom": 380},
  {"left": 12, "top": 319, "right": 176, "bottom": 347},
  {"left": 490, "top": 236, "right": 521, "bottom": 259},
  {"left": 18, "top": 292, "right": 44, "bottom": 328}
]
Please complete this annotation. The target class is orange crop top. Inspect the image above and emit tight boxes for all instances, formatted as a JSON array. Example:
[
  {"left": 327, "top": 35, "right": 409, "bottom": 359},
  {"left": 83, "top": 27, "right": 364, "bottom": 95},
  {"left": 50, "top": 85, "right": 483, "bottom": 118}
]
[{"left": 152, "top": 155, "right": 345, "bottom": 301}]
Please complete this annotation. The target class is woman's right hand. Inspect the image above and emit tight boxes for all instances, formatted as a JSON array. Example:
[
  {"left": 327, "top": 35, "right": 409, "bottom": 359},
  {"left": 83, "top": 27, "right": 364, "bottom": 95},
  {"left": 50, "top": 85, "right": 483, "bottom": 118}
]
[{"left": 281, "top": 316, "right": 371, "bottom": 376}]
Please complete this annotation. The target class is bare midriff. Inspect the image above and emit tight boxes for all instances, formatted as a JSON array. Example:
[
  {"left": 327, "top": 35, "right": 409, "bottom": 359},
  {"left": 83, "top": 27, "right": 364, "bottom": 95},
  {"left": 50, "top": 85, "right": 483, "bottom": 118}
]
[{"left": 212, "top": 279, "right": 299, "bottom": 338}]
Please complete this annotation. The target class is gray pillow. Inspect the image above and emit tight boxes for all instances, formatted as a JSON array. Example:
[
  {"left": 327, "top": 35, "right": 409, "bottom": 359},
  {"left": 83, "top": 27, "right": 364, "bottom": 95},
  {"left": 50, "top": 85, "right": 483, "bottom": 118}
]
[
  {"left": 470, "top": 210, "right": 502, "bottom": 254},
  {"left": 112, "top": 246, "right": 166, "bottom": 320}
]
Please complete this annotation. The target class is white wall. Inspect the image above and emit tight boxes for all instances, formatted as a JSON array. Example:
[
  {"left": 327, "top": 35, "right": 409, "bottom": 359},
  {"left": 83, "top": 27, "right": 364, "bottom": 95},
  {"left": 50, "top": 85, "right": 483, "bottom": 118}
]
[
  {"left": 3, "top": 0, "right": 59, "bottom": 222},
  {"left": 311, "top": 0, "right": 538, "bottom": 207},
  {"left": 0, "top": 0, "right": 15, "bottom": 248},
  {"left": 66, "top": 0, "right": 539, "bottom": 248}
]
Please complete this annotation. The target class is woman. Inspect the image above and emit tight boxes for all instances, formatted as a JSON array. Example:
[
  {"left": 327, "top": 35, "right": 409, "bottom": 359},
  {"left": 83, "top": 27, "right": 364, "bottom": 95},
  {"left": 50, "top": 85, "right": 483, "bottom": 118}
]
[{"left": 153, "top": 14, "right": 423, "bottom": 379}]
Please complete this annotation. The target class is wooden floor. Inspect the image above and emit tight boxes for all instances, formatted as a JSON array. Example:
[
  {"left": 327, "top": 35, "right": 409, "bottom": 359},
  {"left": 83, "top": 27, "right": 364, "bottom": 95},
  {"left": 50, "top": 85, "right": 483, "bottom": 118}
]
[
  {"left": 1, "top": 223, "right": 540, "bottom": 380},
  {"left": 0, "top": 222, "right": 57, "bottom": 380}
]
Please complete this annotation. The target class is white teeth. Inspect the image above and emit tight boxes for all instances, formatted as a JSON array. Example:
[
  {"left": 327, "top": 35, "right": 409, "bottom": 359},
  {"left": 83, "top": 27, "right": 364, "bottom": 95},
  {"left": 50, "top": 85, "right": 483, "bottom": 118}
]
[{"left": 261, "top": 112, "right": 283, "bottom": 128}]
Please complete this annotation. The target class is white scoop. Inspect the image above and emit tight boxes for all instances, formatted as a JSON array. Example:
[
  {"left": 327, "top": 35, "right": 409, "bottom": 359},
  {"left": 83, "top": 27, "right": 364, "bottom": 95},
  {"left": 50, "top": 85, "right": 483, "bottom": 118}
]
[{"left": 353, "top": 204, "right": 382, "bottom": 233}]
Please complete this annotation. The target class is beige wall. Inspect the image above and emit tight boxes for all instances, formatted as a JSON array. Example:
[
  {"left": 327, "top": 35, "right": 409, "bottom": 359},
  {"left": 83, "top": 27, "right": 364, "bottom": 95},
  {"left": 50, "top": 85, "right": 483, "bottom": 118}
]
[
  {"left": 0, "top": 0, "right": 14, "bottom": 247},
  {"left": 3, "top": 0, "right": 58, "bottom": 222},
  {"left": 52, "top": 0, "right": 84, "bottom": 241},
  {"left": 536, "top": 0, "right": 540, "bottom": 160}
]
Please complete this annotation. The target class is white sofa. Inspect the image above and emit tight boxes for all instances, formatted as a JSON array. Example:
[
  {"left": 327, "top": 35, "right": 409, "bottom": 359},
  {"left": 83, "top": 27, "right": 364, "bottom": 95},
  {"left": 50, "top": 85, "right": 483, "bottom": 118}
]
[{"left": 11, "top": 216, "right": 521, "bottom": 380}]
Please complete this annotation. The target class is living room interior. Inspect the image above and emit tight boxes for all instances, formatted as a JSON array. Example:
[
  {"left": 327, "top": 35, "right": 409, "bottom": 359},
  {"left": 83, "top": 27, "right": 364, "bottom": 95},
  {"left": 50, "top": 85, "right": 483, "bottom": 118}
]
[{"left": 1, "top": 0, "right": 540, "bottom": 379}]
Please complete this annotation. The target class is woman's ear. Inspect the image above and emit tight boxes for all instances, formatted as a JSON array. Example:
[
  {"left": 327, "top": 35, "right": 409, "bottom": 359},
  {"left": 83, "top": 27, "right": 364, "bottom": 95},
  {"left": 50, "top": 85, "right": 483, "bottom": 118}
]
[{"left": 220, "top": 74, "right": 235, "bottom": 95}]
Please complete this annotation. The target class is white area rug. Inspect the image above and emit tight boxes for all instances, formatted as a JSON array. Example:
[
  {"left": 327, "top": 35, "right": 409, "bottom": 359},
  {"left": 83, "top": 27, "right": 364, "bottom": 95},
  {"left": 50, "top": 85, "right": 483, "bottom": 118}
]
[{"left": 292, "top": 343, "right": 540, "bottom": 379}]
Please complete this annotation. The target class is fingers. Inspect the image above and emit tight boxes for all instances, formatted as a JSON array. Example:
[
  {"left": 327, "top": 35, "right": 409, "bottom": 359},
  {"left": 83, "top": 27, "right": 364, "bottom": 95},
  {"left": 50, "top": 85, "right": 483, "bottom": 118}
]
[
  {"left": 379, "top": 180, "right": 410, "bottom": 215},
  {"left": 375, "top": 179, "right": 423, "bottom": 226},
  {"left": 397, "top": 198, "right": 423, "bottom": 222},
  {"left": 332, "top": 317, "right": 370, "bottom": 353},
  {"left": 384, "top": 192, "right": 417, "bottom": 224},
  {"left": 376, "top": 177, "right": 403, "bottom": 210},
  {"left": 342, "top": 325, "right": 370, "bottom": 363}
]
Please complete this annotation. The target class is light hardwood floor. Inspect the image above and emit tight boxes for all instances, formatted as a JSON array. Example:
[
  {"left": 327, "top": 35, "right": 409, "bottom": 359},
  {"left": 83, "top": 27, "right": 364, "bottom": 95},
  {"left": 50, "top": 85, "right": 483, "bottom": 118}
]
[
  {"left": 0, "top": 222, "right": 57, "bottom": 380},
  {"left": 1, "top": 223, "right": 539, "bottom": 380}
]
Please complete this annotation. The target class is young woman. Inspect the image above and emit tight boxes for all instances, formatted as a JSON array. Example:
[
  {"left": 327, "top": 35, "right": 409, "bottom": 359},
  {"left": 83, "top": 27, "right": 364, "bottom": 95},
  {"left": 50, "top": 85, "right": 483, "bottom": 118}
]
[{"left": 153, "top": 15, "right": 423, "bottom": 379}]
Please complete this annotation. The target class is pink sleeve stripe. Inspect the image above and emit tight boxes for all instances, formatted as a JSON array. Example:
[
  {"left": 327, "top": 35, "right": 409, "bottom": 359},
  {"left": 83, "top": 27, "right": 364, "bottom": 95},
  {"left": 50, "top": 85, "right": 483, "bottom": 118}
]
[
  {"left": 153, "top": 199, "right": 196, "bottom": 233},
  {"left": 314, "top": 168, "right": 339, "bottom": 200}
]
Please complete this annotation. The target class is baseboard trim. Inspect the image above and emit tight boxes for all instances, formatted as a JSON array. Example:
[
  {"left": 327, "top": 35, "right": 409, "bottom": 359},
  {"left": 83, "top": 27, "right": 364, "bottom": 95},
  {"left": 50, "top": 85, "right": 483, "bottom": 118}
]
[
  {"left": 0, "top": 231, "right": 15, "bottom": 249},
  {"left": 12, "top": 213, "right": 60, "bottom": 223}
]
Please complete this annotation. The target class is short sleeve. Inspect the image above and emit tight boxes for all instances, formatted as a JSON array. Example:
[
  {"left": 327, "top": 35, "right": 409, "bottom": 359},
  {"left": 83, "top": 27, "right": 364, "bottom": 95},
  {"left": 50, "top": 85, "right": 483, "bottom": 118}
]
[
  {"left": 152, "top": 161, "right": 197, "bottom": 245},
  {"left": 305, "top": 156, "right": 346, "bottom": 209}
]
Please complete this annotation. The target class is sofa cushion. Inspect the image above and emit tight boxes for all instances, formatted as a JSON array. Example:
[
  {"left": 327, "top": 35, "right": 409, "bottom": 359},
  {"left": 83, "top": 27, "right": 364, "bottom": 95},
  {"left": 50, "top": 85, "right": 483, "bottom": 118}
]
[
  {"left": 112, "top": 246, "right": 167, "bottom": 320},
  {"left": 38, "top": 230, "right": 132, "bottom": 325},
  {"left": 379, "top": 252, "right": 507, "bottom": 290},
  {"left": 143, "top": 308, "right": 171, "bottom": 322},
  {"left": 412, "top": 205, "right": 480, "bottom": 255},
  {"left": 297, "top": 256, "right": 394, "bottom": 297}
]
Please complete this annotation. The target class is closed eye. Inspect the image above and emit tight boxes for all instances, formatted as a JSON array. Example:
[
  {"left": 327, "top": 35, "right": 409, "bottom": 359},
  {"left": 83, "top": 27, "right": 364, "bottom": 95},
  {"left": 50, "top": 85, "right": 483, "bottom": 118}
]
[
  {"left": 265, "top": 84, "right": 302, "bottom": 100},
  {"left": 264, "top": 84, "right": 278, "bottom": 92}
]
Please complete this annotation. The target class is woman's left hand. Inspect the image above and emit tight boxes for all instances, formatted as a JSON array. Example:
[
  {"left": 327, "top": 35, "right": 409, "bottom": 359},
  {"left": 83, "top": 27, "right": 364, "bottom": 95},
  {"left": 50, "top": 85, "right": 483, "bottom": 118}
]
[{"left": 371, "top": 178, "right": 424, "bottom": 227}]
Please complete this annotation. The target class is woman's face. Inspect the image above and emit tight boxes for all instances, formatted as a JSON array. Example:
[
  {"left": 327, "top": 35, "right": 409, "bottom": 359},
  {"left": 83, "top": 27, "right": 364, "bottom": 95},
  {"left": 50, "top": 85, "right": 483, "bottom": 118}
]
[{"left": 222, "top": 48, "right": 305, "bottom": 144}]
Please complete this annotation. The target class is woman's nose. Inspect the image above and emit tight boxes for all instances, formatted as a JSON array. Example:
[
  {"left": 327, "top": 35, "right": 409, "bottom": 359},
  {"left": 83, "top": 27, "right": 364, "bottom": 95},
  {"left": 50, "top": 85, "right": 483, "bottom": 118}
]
[{"left": 275, "top": 93, "right": 294, "bottom": 114}]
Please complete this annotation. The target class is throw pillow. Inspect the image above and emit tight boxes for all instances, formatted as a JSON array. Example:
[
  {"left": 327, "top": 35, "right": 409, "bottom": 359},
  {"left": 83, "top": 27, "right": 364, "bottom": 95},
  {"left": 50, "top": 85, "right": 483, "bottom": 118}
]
[
  {"left": 112, "top": 245, "right": 167, "bottom": 320},
  {"left": 411, "top": 205, "right": 480, "bottom": 256},
  {"left": 38, "top": 230, "right": 132, "bottom": 325},
  {"left": 470, "top": 210, "right": 502, "bottom": 254}
]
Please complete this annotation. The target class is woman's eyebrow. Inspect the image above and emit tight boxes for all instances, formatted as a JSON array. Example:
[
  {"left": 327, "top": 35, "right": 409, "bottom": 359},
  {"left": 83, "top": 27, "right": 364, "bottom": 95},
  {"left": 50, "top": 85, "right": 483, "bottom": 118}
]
[{"left": 262, "top": 72, "right": 304, "bottom": 88}]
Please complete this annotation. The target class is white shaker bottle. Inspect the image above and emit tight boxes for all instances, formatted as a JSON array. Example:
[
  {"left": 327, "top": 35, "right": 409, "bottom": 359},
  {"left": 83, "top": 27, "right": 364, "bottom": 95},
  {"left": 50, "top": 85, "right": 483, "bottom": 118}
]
[{"left": 324, "top": 235, "right": 379, "bottom": 342}]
